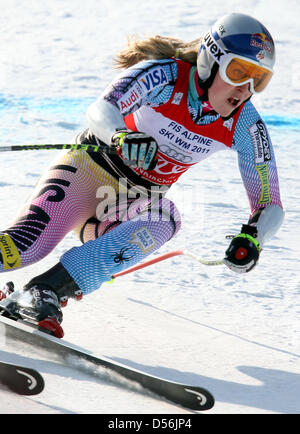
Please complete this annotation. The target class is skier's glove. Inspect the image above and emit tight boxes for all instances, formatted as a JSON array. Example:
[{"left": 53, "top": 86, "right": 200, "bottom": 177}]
[
  {"left": 112, "top": 130, "right": 158, "bottom": 170},
  {"left": 223, "top": 225, "right": 261, "bottom": 273}
]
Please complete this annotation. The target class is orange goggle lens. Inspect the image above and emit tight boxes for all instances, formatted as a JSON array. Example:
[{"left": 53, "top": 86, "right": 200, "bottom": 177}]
[{"left": 225, "top": 58, "right": 273, "bottom": 92}]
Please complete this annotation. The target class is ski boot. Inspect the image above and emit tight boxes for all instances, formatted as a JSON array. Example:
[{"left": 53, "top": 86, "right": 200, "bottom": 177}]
[{"left": 0, "top": 263, "right": 83, "bottom": 338}]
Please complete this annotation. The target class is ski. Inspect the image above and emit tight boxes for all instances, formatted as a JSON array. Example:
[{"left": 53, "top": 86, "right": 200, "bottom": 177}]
[
  {"left": 0, "top": 315, "right": 214, "bottom": 411},
  {"left": 0, "top": 360, "right": 44, "bottom": 395}
]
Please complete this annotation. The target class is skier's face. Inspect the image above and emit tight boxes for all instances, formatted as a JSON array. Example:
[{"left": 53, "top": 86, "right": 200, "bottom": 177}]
[{"left": 208, "top": 71, "right": 252, "bottom": 117}]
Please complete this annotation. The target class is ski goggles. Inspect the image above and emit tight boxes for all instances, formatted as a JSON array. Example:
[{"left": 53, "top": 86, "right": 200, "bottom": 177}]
[
  {"left": 219, "top": 53, "right": 273, "bottom": 94},
  {"left": 202, "top": 32, "right": 273, "bottom": 93}
]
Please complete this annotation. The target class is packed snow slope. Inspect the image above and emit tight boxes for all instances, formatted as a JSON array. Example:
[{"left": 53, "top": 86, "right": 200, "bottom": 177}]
[{"left": 0, "top": 0, "right": 299, "bottom": 414}]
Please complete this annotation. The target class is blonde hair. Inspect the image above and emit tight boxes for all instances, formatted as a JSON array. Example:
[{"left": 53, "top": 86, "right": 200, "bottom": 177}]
[{"left": 114, "top": 35, "right": 202, "bottom": 69}]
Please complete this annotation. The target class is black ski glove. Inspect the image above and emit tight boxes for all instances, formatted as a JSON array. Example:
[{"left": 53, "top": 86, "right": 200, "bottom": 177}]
[
  {"left": 112, "top": 130, "right": 158, "bottom": 170},
  {"left": 224, "top": 225, "right": 261, "bottom": 273}
]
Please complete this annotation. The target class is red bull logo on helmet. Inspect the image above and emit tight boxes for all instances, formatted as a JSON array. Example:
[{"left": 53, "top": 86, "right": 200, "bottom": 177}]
[
  {"left": 252, "top": 32, "right": 272, "bottom": 43},
  {"left": 250, "top": 32, "right": 273, "bottom": 53}
]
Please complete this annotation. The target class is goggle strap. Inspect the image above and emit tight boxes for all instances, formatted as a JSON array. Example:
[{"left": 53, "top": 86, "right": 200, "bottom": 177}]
[{"left": 202, "top": 32, "right": 227, "bottom": 65}]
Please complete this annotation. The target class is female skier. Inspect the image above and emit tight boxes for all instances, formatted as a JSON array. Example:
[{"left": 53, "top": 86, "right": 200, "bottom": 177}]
[{"left": 0, "top": 13, "right": 284, "bottom": 337}]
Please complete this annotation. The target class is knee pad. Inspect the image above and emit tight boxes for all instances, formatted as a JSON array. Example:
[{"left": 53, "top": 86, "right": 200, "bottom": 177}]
[{"left": 79, "top": 196, "right": 181, "bottom": 243}]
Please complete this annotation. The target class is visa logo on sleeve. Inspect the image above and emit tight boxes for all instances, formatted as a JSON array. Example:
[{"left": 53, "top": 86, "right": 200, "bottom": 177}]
[{"left": 138, "top": 68, "right": 169, "bottom": 91}]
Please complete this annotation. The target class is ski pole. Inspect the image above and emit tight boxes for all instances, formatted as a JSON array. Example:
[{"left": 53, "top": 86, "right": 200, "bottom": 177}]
[
  {"left": 0, "top": 143, "right": 117, "bottom": 154},
  {"left": 110, "top": 249, "right": 224, "bottom": 280}
]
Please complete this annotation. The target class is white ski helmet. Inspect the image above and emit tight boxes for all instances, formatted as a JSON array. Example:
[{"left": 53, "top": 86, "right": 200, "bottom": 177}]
[{"left": 197, "top": 13, "right": 275, "bottom": 91}]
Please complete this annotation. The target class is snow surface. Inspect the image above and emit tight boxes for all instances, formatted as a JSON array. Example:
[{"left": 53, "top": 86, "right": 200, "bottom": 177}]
[{"left": 0, "top": 0, "right": 299, "bottom": 415}]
